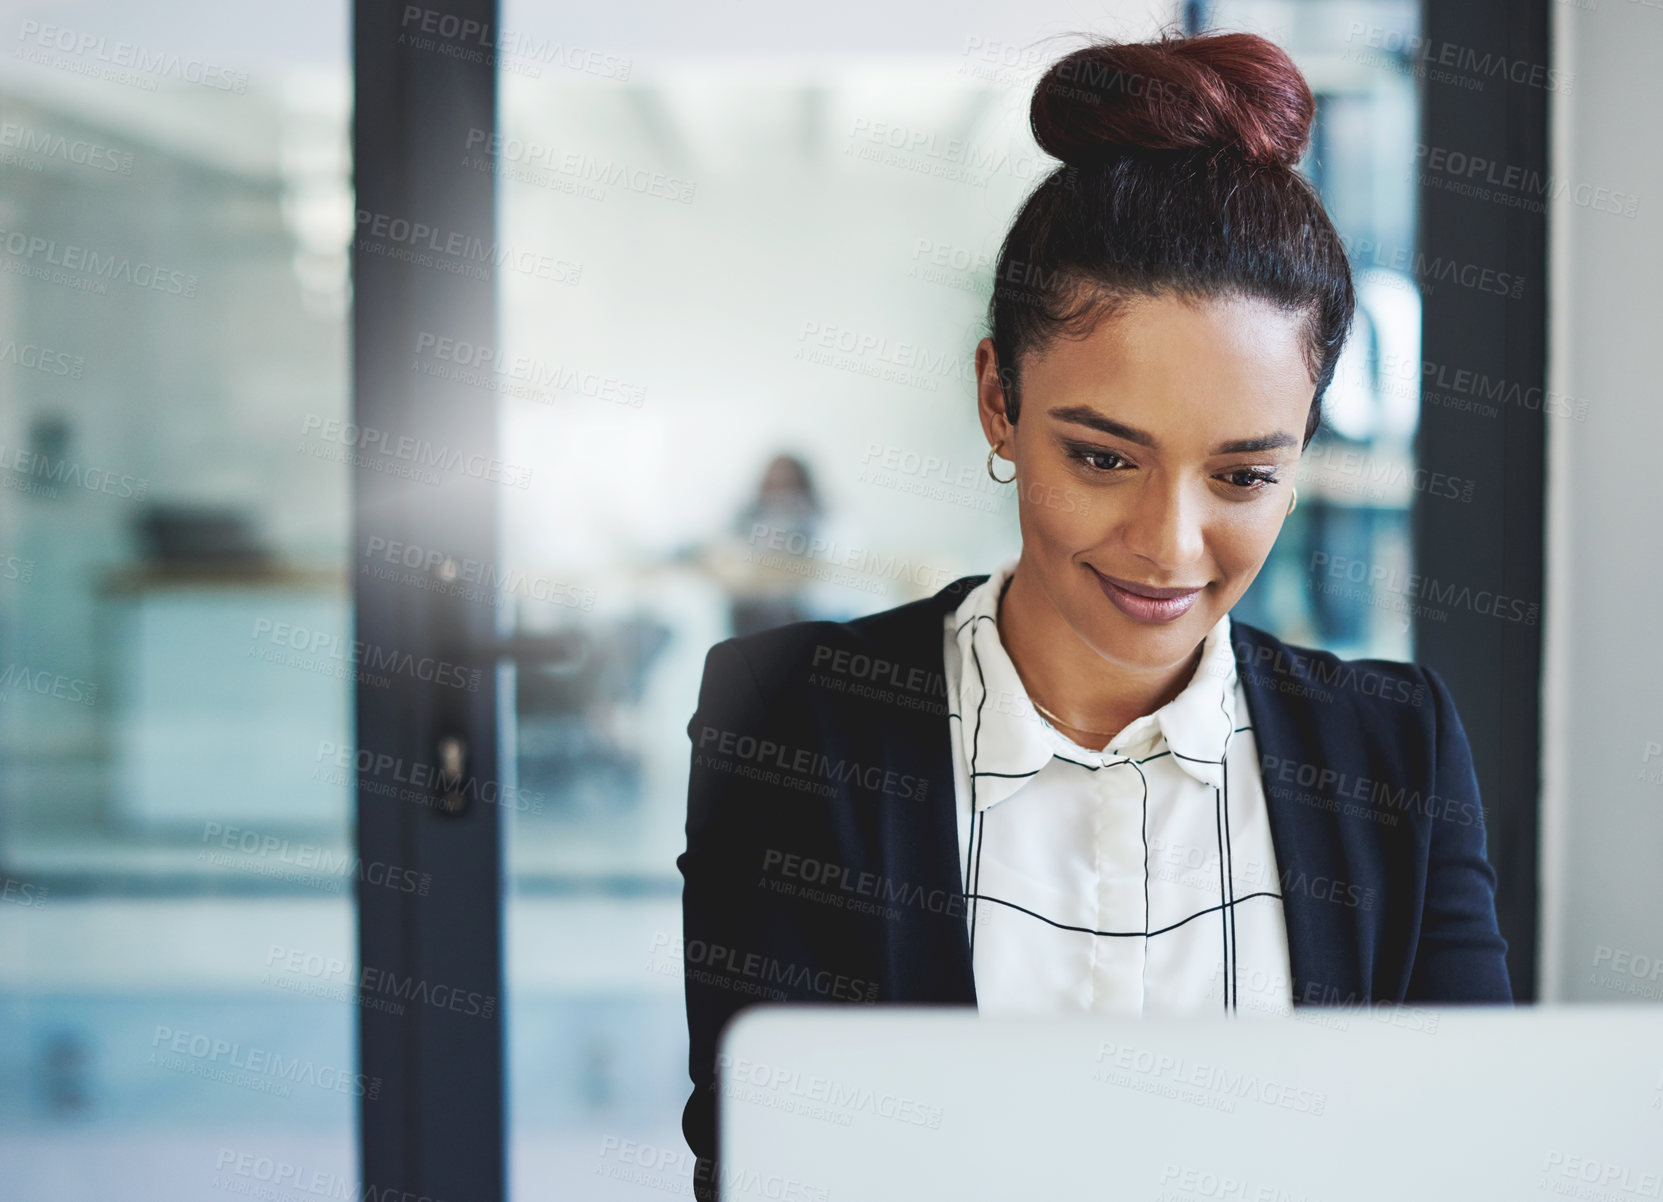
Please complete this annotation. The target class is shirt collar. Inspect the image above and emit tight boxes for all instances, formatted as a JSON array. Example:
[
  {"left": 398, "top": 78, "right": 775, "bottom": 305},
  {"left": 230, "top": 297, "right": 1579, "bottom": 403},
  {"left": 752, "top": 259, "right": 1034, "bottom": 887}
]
[{"left": 951, "top": 559, "right": 1240, "bottom": 811}]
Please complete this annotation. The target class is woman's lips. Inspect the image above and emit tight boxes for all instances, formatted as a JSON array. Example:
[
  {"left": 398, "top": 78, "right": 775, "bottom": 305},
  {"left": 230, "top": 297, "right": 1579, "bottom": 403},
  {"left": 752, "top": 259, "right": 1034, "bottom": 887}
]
[{"left": 1090, "top": 567, "right": 1203, "bottom": 623}]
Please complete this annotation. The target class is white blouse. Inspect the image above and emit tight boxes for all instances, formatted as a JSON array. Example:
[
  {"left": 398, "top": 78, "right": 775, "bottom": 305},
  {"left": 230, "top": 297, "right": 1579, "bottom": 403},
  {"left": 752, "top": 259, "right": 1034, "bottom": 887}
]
[{"left": 941, "top": 558, "right": 1294, "bottom": 1018}]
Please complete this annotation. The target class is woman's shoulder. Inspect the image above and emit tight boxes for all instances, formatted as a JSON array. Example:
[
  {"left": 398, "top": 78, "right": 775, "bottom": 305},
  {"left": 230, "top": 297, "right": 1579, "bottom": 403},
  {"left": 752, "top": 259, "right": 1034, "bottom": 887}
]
[
  {"left": 694, "top": 576, "right": 986, "bottom": 719},
  {"left": 1226, "top": 616, "right": 1466, "bottom": 757},
  {"left": 719, "top": 576, "right": 984, "bottom": 675},
  {"left": 1229, "top": 617, "right": 1434, "bottom": 707}
]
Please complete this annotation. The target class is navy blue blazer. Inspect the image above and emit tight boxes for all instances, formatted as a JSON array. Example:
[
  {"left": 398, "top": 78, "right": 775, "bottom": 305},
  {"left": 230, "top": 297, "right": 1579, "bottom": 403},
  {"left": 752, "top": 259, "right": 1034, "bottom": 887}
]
[{"left": 676, "top": 573, "right": 1510, "bottom": 1185}]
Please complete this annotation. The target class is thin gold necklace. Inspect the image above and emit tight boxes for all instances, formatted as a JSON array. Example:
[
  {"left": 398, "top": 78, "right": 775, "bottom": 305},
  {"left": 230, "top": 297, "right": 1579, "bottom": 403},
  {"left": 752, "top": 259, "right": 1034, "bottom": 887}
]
[{"left": 1027, "top": 693, "right": 1118, "bottom": 740}]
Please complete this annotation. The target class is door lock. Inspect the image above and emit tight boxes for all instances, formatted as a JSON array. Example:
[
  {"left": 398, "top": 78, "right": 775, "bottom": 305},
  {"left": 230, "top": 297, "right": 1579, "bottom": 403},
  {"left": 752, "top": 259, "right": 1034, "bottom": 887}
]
[{"left": 435, "top": 734, "right": 468, "bottom": 815}]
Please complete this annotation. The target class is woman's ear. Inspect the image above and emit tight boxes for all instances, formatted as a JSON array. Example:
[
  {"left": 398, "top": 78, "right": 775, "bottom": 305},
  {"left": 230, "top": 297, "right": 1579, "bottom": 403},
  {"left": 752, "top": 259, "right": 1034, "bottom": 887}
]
[{"left": 975, "top": 338, "right": 1014, "bottom": 447}]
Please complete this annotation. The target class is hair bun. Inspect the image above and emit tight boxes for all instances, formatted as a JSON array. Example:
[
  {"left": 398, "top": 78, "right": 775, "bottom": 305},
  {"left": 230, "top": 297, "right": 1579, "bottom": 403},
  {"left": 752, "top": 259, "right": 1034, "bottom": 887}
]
[{"left": 1030, "top": 32, "right": 1314, "bottom": 171}]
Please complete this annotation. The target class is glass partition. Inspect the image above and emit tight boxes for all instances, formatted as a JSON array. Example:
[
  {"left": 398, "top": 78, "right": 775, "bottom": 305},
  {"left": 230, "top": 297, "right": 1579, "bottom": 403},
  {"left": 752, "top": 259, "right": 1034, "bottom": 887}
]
[{"left": 0, "top": 6, "right": 357, "bottom": 1198}]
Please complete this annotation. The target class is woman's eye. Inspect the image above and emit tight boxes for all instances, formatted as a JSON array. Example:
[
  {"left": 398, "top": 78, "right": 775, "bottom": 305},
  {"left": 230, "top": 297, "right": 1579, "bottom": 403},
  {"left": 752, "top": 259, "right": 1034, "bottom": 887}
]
[
  {"left": 1069, "top": 447, "right": 1126, "bottom": 472},
  {"left": 1222, "top": 467, "right": 1280, "bottom": 490}
]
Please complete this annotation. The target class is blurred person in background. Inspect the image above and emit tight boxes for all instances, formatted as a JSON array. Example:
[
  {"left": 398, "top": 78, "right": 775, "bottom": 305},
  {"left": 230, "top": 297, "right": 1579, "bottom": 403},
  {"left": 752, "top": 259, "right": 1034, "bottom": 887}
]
[
  {"left": 723, "top": 453, "right": 823, "bottom": 636},
  {"left": 673, "top": 451, "right": 875, "bottom": 636}
]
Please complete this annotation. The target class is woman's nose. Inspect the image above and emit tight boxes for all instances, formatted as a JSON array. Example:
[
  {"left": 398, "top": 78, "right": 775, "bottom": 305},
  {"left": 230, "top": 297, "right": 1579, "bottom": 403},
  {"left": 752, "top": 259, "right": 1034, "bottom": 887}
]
[{"left": 1119, "top": 478, "right": 1205, "bottom": 571}]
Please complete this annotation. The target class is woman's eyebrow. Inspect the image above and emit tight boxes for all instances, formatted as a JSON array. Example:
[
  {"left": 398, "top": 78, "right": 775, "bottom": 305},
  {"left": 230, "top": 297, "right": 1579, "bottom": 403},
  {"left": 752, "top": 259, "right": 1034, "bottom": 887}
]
[
  {"left": 1048, "top": 406, "right": 1155, "bottom": 446},
  {"left": 1048, "top": 405, "right": 1297, "bottom": 455},
  {"left": 1214, "top": 432, "right": 1298, "bottom": 454}
]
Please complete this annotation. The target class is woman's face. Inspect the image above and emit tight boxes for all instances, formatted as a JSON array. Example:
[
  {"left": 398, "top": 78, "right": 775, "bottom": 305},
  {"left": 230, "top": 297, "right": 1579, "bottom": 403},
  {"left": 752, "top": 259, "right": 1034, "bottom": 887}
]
[{"left": 977, "top": 290, "right": 1314, "bottom": 674}]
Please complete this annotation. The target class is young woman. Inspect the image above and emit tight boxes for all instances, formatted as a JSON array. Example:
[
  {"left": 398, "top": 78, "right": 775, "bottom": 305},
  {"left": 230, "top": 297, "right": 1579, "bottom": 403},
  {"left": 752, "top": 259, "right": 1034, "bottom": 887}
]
[{"left": 676, "top": 29, "right": 1510, "bottom": 1193}]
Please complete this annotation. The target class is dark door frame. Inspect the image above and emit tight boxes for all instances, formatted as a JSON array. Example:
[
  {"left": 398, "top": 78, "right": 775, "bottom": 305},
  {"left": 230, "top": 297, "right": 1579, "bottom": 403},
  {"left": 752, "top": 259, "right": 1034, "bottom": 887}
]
[
  {"left": 353, "top": 0, "right": 505, "bottom": 1196},
  {"left": 1413, "top": 0, "right": 1548, "bottom": 1001}
]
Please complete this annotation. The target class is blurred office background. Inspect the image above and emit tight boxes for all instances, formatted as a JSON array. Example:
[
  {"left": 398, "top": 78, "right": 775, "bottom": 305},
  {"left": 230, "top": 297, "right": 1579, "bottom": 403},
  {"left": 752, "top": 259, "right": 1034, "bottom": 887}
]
[{"left": 0, "top": 0, "right": 1654, "bottom": 1198}]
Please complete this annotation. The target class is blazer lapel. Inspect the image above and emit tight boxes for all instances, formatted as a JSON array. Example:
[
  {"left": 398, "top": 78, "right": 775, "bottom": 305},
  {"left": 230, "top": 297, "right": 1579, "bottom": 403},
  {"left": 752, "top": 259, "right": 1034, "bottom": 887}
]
[
  {"left": 1231, "top": 622, "right": 1366, "bottom": 1006},
  {"left": 869, "top": 579, "right": 980, "bottom": 1007}
]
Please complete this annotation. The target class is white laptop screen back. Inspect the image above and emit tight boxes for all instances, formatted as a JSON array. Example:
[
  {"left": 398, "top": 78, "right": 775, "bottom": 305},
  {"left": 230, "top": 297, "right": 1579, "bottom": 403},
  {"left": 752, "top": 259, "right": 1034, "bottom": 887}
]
[{"left": 717, "top": 1005, "right": 1661, "bottom": 1202}]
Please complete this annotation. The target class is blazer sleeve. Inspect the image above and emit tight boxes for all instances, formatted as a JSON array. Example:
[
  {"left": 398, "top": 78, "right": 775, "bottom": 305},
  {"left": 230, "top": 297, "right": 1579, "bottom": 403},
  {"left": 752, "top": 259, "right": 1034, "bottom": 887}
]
[
  {"left": 676, "top": 636, "right": 775, "bottom": 1201},
  {"left": 1403, "top": 665, "right": 1513, "bottom": 1003}
]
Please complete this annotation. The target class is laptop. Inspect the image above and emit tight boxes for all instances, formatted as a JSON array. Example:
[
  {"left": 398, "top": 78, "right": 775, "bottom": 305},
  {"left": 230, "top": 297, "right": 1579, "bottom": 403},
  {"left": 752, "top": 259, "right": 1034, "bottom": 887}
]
[{"left": 717, "top": 1004, "right": 1662, "bottom": 1201}]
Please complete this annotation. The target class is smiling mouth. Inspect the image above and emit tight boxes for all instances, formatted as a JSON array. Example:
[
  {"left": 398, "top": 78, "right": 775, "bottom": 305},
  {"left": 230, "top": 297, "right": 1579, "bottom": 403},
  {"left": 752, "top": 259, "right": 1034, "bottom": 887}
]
[
  {"left": 1088, "top": 566, "right": 1205, "bottom": 623},
  {"left": 1093, "top": 569, "right": 1206, "bottom": 599}
]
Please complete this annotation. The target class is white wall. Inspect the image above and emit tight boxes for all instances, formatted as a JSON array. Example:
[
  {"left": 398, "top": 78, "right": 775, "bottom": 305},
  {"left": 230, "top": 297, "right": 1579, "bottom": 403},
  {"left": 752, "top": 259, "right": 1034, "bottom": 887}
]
[{"left": 1541, "top": 2, "right": 1663, "bottom": 1000}]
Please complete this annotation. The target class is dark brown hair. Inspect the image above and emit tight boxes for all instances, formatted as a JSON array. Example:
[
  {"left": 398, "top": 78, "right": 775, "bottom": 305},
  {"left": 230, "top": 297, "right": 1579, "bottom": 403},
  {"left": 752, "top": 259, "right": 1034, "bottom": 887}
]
[{"left": 989, "top": 30, "right": 1355, "bottom": 448}]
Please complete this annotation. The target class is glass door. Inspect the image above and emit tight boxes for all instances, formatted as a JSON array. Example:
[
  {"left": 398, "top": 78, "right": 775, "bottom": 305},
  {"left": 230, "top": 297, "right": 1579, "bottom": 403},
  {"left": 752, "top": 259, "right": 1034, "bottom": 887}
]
[{"left": 0, "top": 5, "right": 358, "bottom": 1198}]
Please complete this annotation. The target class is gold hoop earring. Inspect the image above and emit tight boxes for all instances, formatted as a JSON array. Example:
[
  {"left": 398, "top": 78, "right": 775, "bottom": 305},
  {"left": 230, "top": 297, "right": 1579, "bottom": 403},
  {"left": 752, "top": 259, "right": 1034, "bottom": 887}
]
[
  {"left": 1287, "top": 487, "right": 1298, "bottom": 516},
  {"left": 987, "top": 442, "right": 1016, "bottom": 484}
]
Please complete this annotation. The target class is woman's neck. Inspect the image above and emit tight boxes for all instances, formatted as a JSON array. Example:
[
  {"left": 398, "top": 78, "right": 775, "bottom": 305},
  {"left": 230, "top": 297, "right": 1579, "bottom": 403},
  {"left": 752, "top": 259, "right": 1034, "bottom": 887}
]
[{"left": 995, "top": 556, "right": 1203, "bottom": 743}]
